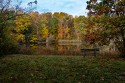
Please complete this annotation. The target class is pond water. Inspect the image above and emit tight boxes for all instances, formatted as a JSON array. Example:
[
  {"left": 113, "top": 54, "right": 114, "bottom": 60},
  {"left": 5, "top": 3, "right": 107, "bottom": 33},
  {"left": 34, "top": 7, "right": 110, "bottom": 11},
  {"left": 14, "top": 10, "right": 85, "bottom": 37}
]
[{"left": 30, "top": 42, "right": 84, "bottom": 55}]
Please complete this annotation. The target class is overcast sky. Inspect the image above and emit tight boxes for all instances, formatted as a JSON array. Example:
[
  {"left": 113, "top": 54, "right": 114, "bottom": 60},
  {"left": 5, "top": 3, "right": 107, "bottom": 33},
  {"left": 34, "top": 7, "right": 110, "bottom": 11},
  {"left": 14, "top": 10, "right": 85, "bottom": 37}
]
[{"left": 13, "top": 0, "right": 88, "bottom": 16}]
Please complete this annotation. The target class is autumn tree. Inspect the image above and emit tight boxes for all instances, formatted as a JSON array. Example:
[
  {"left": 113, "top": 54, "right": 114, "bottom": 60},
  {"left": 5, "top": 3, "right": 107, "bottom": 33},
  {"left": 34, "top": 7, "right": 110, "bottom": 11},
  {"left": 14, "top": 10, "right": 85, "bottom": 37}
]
[
  {"left": 30, "top": 12, "right": 42, "bottom": 40},
  {"left": 86, "top": 0, "right": 125, "bottom": 57},
  {"left": 56, "top": 12, "right": 68, "bottom": 39},
  {"left": 39, "top": 14, "right": 48, "bottom": 39},
  {"left": 74, "top": 16, "right": 86, "bottom": 39},
  {"left": 15, "top": 15, "right": 32, "bottom": 47},
  {"left": 0, "top": 0, "right": 37, "bottom": 55},
  {"left": 61, "top": 15, "right": 74, "bottom": 39}
]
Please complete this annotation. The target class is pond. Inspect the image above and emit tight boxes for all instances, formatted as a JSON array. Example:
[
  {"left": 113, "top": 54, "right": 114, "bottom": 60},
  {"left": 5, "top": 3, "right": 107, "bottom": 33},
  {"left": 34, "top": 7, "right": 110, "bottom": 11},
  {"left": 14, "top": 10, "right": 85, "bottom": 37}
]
[
  {"left": 20, "top": 40, "right": 98, "bottom": 55},
  {"left": 28, "top": 42, "right": 84, "bottom": 55}
]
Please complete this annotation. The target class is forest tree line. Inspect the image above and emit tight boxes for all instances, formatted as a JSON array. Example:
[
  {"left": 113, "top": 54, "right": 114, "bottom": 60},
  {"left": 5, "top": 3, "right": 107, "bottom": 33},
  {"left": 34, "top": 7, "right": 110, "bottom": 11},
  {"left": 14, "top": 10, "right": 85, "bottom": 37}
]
[
  {"left": 14, "top": 12, "right": 86, "bottom": 45},
  {"left": 0, "top": 4, "right": 87, "bottom": 55},
  {"left": 1, "top": 0, "right": 125, "bottom": 58}
]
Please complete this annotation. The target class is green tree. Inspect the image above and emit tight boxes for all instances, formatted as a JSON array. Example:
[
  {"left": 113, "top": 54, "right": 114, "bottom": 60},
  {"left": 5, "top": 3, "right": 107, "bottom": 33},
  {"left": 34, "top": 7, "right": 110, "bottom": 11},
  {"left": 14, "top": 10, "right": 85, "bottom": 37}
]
[
  {"left": 0, "top": 0, "right": 22, "bottom": 55},
  {"left": 48, "top": 17, "right": 58, "bottom": 39},
  {"left": 0, "top": 0, "right": 37, "bottom": 55}
]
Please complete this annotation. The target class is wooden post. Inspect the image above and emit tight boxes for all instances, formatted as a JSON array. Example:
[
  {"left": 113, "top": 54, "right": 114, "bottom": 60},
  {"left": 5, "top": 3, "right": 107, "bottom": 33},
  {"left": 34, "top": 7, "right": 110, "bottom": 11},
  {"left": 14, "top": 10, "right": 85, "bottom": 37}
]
[
  {"left": 94, "top": 49, "right": 96, "bottom": 57},
  {"left": 93, "top": 42, "right": 97, "bottom": 57},
  {"left": 84, "top": 50, "right": 86, "bottom": 57}
]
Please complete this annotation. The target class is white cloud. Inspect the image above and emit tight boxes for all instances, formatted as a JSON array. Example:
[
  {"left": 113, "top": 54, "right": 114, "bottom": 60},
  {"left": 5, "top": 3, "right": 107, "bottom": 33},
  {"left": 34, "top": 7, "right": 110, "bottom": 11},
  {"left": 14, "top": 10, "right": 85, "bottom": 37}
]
[{"left": 13, "top": 0, "right": 88, "bottom": 16}]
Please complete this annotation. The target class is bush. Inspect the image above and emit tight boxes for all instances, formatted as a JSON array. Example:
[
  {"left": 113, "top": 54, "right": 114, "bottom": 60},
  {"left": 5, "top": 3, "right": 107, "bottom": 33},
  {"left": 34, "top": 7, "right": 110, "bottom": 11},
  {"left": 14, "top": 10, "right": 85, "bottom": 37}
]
[
  {"left": 18, "top": 46, "right": 33, "bottom": 55},
  {"left": 0, "top": 37, "right": 19, "bottom": 56}
]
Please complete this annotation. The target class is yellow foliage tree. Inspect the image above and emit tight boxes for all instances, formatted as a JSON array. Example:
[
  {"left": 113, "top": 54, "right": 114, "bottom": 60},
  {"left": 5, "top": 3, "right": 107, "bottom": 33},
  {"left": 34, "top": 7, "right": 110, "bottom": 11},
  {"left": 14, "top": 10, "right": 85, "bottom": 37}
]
[
  {"left": 41, "top": 27, "right": 48, "bottom": 39},
  {"left": 15, "top": 15, "right": 32, "bottom": 46}
]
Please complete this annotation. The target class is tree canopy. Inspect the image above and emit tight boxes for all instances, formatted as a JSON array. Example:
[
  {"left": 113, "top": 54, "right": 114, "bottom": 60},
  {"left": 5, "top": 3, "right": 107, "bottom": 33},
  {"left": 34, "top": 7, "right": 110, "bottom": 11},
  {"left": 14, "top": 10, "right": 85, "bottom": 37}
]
[{"left": 86, "top": 0, "right": 125, "bottom": 57}]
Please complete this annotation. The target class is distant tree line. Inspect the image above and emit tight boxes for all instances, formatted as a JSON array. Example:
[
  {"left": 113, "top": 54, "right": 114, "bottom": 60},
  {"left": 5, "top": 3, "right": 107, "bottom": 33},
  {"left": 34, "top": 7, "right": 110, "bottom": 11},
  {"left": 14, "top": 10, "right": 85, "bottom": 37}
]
[
  {"left": 0, "top": 0, "right": 87, "bottom": 55},
  {"left": 1, "top": 0, "right": 125, "bottom": 58}
]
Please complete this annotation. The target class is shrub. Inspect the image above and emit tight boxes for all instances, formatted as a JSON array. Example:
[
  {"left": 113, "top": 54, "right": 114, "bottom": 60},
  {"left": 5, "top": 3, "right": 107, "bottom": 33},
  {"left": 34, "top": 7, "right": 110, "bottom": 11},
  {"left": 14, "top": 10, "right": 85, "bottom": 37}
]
[
  {"left": 18, "top": 46, "right": 33, "bottom": 55},
  {"left": 0, "top": 37, "right": 19, "bottom": 56}
]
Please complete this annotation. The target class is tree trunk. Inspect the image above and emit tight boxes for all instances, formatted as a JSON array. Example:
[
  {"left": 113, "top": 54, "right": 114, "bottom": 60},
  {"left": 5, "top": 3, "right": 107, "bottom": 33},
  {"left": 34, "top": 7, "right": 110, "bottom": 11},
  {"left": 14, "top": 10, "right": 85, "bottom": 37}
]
[
  {"left": 120, "top": 29, "right": 125, "bottom": 58},
  {"left": 25, "top": 35, "right": 30, "bottom": 48}
]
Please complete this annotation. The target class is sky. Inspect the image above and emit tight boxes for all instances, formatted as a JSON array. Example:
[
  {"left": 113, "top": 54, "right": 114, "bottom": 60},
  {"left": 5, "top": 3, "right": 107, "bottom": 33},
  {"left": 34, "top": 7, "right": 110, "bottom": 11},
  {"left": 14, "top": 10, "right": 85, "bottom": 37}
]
[{"left": 13, "top": 0, "right": 88, "bottom": 16}]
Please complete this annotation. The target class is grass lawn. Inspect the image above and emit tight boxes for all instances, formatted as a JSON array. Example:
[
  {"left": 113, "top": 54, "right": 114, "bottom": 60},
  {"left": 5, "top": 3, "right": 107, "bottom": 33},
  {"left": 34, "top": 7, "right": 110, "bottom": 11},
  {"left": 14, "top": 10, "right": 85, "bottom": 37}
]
[{"left": 0, "top": 55, "right": 125, "bottom": 83}]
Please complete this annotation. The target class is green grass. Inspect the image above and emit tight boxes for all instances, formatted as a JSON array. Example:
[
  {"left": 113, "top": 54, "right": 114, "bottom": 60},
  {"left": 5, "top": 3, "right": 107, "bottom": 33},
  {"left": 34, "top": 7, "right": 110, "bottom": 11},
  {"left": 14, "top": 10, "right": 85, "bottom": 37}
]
[{"left": 0, "top": 55, "right": 125, "bottom": 83}]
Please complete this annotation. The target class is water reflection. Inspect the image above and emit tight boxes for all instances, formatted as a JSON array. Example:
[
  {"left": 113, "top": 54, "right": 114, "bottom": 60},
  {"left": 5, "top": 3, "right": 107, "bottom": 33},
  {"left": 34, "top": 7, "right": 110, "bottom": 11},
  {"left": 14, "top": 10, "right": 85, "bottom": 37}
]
[{"left": 30, "top": 42, "right": 83, "bottom": 55}]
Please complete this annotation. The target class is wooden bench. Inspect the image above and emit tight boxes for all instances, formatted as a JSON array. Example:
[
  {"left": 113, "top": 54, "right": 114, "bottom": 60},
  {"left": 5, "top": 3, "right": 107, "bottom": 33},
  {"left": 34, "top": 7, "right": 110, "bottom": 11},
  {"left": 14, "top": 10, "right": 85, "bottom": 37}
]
[{"left": 81, "top": 48, "right": 99, "bottom": 57}]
